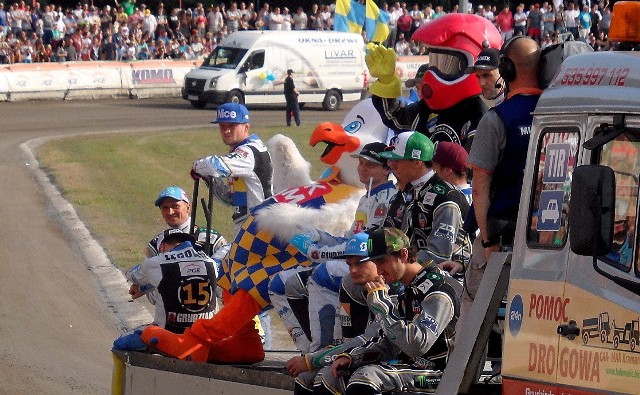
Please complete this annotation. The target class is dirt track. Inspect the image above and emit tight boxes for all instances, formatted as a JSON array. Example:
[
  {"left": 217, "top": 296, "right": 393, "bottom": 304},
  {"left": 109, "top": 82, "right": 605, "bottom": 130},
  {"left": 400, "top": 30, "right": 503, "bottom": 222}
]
[{"left": 0, "top": 98, "right": 352, "bottom": 393}]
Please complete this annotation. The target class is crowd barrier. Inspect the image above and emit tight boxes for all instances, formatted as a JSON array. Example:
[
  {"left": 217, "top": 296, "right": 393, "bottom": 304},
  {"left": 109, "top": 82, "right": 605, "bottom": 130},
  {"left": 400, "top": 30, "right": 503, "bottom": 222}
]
[{"left": 0, "top": 56, "right": 428, "bottom": 102}]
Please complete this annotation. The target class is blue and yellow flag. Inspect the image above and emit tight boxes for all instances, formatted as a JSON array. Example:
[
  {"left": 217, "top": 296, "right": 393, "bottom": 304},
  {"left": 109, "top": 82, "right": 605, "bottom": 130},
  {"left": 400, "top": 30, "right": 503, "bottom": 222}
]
[
  {"left": 365, "top": 0, "right": 390, "bottom": 43},
  {"left": 334, "top": 0, "right": 365, "bottom": 34}
]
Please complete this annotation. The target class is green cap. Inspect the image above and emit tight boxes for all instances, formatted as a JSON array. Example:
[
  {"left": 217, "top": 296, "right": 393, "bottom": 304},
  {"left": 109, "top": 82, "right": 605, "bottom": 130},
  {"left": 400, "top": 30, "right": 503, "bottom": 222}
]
[
  {"left": 341, "top": 227, "right": 410, "bottom": 262},
  {"left": 380, "top": 132, "right": 434, "bottom": 162}
]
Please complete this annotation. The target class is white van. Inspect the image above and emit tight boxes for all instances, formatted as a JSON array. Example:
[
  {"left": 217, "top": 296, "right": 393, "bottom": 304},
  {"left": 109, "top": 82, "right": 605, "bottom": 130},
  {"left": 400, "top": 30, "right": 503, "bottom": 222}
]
[{"left": 182, "top": 31, "right": 367, "bottom": 110}]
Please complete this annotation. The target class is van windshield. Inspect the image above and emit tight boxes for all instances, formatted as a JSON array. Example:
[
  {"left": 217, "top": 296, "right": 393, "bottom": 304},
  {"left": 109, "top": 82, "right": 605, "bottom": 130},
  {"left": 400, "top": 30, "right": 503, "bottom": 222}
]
[{"left": 201, "top": 47, "right": 248, "bottom": 69}]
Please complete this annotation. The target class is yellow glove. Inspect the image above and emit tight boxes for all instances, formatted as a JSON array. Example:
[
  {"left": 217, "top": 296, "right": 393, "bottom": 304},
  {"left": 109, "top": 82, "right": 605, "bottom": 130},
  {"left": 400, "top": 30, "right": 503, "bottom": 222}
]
[{"left": 365, "top": 45, "right": 401, "bottom": 98}]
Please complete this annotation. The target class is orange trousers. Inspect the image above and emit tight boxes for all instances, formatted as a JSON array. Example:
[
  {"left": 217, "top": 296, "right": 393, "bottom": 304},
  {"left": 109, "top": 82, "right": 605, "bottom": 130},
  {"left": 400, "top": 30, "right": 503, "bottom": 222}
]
[{"left": 142, "top": 289, "right": 265, "bottom": 363}]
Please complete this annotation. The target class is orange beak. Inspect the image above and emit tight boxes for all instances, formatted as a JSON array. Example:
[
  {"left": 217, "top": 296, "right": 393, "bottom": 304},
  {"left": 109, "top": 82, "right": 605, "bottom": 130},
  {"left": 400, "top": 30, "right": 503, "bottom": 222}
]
[{"left": 310, "top": 122, "right": 361, "bottom": 165}]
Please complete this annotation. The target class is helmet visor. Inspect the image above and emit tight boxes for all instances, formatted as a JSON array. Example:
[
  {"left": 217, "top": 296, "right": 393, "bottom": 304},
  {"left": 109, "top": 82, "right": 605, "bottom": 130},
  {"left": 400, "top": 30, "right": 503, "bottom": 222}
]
[{"left": 427, "top": 49, "right": 469, "bottom": 81}]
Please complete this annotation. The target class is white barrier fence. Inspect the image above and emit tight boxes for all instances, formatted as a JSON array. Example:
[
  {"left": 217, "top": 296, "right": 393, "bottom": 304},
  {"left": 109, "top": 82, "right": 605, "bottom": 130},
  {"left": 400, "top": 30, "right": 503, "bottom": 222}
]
[{"left": 0, "top": 56, "right": 428, "bottom": 102}]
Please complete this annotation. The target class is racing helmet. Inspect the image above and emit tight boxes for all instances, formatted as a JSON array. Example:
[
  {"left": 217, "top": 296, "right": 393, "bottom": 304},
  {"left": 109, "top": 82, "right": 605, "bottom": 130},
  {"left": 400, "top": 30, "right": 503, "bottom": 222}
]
[{"left": 411, "top": 14, "right": 502, "bottom": 110}]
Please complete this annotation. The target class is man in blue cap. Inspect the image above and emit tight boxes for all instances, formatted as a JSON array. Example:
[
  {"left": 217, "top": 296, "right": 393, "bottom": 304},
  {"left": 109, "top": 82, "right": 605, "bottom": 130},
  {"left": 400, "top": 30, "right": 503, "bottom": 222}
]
[
  {"left": 191, "top": 102, "right": 273, "bottom": 236},
  {"left": 191, "top": 102, "right": 274, "bottom": 348},
  {"left": 146, "top": 186, "right": 193, "bottom": 257}
]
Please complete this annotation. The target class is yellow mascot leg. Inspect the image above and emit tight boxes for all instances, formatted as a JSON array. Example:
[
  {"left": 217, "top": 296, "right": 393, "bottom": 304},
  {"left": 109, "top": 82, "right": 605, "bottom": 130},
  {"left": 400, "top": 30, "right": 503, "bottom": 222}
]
[{"left": 141, "top": 289, "right": 263, "bottom": 363}]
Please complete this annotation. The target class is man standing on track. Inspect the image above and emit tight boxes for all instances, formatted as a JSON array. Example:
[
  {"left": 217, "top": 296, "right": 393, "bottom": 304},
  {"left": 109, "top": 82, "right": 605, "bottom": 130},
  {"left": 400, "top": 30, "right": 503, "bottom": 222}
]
[{"left": 284, "top": 68, "right": 301, "bottom": 127}]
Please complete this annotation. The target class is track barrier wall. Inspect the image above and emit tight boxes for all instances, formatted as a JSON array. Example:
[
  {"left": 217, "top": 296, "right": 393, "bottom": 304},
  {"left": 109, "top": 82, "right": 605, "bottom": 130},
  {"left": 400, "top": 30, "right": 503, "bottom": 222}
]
[{"left": 0, "top": 56, "right": 428, "bottom": 102}]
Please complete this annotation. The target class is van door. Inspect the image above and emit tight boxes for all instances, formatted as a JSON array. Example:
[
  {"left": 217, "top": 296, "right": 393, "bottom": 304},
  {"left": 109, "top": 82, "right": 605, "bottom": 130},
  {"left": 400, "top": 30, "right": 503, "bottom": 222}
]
[{"left": 240, "top": 50, "right": 266, "bottom": 92}]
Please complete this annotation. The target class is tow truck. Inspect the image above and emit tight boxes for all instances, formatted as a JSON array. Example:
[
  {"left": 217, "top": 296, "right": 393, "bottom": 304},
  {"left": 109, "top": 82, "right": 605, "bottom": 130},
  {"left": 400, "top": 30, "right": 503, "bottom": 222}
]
[
  {"left": 112, "top": 2, "right": 640, "bottom": 394},
  {"left": 612, "top": 319, "right": 640, "bottom": 351},
  {"left": 582, "top": 312, "right": 612, "bottom": 345}
]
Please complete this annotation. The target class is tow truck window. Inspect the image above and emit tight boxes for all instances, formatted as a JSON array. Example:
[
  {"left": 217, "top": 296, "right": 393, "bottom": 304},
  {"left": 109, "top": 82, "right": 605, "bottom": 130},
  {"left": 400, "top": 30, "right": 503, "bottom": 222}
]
[
  {"left": 599, "top": 135, "right": 640, "bottom": 275},
  {"left": 527, "top": 129, "right": 580, "bottom": 248}
]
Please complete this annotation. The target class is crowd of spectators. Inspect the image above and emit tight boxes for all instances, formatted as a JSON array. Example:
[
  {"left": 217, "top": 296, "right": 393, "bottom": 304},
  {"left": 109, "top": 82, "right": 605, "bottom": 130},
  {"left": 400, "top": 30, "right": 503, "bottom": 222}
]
[{"left": 0, "top": 0, "right": 614, "bottom": 64}]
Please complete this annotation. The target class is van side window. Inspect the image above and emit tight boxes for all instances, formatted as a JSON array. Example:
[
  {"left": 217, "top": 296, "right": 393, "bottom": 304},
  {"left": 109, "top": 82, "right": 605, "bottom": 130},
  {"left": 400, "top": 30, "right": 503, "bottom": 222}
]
[
  {"left": 600, "top": 134, "right": 640, "bottom": 275},
  {"left": 527, "top": 129, "right": 580, "bottom": 248},
  {"left": 248, "top": 51, "right": 265, "bottom": 70}
]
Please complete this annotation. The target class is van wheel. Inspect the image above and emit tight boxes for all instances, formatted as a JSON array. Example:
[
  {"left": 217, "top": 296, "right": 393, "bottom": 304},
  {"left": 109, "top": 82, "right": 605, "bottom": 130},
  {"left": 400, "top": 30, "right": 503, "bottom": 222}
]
[
  {"left": 322, "top": 90, "right": 341, "bottom": 111},
  {"left": 190, "top": 100, "right": 207, "bottom": 109},
  {"left": 225, "top": 90, "right": 244, "bottom": 104}
]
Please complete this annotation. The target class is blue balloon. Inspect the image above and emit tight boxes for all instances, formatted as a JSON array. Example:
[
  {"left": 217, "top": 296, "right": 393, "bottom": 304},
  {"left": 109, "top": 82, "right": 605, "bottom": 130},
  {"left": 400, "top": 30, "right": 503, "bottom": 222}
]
[{"left": 267, "top": 73, "right": 275, "bottom": 81}]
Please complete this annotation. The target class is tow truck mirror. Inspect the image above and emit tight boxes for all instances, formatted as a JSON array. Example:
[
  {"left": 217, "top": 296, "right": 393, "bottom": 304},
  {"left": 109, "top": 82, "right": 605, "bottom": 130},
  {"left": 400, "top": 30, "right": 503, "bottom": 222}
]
[{"left": 569, "top": 165, "right": 615, "bottom": 256}]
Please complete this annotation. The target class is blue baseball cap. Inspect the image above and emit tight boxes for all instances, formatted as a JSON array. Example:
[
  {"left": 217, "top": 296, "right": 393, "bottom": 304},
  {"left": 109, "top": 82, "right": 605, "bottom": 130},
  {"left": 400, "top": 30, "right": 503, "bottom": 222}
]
[
  {"left": 342, "top": 232, "right": 370, "bottom": 258},
  {"left": 211, "top": 103, "right": 250, "bottom": 124},
  {"left": 154, "top": 186, "right": 189, "bottom": 207}
]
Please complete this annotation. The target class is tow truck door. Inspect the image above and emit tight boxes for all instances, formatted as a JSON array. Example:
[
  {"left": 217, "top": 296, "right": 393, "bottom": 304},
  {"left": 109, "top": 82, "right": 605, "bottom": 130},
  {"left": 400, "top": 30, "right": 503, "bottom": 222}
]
[
  {"left": 502, "top": 115, "right": 582, "bottom": 394},
  {"left": 557, "top": 115, "right": 640, "bottom": 394},
  {"left": 504, "top": 112, "right": 640, "bottom": 394}
]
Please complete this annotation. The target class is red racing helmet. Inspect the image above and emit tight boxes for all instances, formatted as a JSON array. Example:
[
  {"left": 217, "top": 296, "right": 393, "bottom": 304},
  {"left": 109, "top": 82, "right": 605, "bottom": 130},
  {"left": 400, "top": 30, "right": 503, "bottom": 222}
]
[{"left": 411, "top": 14, "right": 502, "bottom": 110}]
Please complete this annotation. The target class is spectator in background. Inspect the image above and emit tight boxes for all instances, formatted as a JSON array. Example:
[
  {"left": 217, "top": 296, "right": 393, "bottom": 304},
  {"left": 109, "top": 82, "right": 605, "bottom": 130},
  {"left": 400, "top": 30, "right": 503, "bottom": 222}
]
[
  {"left": 194, "top": 7, "right": 206, "bottom": 38},
  {"left": 41, "top": 4, "right": 54, "bottom": 45},
  {"left": 541, "top": 32, "right": 553, "bottom": 49},
  {"left": 320, "top": 4, "right": 332, "bottom": 30},
  {"left": 55, "top": 39, "right": 67, "bottom": 61},
  {"left": 432, "top": 5, "right": 445, "bottom": 19},
  {"left": 526, "top": 3, "right": 543, "bottom": 43},
  {"left": 394, "top": 32, "right": 410, "bottom": 56},
  {"left": 65, "top": 36, "right": 77, "bottom": 61},
  {"left": 207, "top": 4, "right": 223, "bottom": 36},
  {"left": 268, "top": 6, "right": 283, "bottom": 31},
  {"left": 154, "top": 40, "right": 170, "bottom": 59},
  {"left": 600, "top": 6, "right": 611, "bottom": 36},
  {"left": 282, "top": 7, "right": 292, "bottom": 31},
  {"left": 142, "top": 8, "right": 157, "bottom": 38},
  {"left": 513, "top": 3, "right": 527, "bottom": 36},
  {"left": 387, "top": 2, "right": 399, "bottom": 47},
  {"left": 410, "top": 3, "right": 423, "bottom": 37},
  {"left": 564, "top": 2, "right": 579, "bottom": 40},
  {"left": 292, "top": 6, "right": 307, "bottom": 30},
  {"left": 115, "top": 0, "right": 136, "bottom": 17},
  {"left": 100, "top": 33, "right": 117, "bottom": 60},
  {"left": 257, "top": 2, "right": 270, "bottom": 30},
  {"left": 0, "top": 3, "right": 7, "bottom": 37},
  {"left": 226, "top": 2, "right": 241, "bottom": 33},
  {"left": 495, "top": 5, "right": 514, "bottom": 42},
  {"left": 396, "top": 8, "right": 412, "bottom": 43},
  {"left": 191, "top": 34, "right": 204, "bottom": 58},
  {"left": 542, "top": 4, "right": 556, "bottom": 37},
  {"left": 577, "top": 5, "right": 591, "bottom": 40},
  {"left": 308, "top": 3, "right": 322, "bottom": 30},
  {"left": 589, "top": 4, "right": 601, "bottom": 37}
]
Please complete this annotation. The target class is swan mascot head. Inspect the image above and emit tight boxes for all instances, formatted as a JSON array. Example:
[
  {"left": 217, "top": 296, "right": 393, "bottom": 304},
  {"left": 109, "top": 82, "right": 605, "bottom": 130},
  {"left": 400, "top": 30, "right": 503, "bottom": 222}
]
[{"left": 141, "top": 98, "right": 391, "bottom": 363}]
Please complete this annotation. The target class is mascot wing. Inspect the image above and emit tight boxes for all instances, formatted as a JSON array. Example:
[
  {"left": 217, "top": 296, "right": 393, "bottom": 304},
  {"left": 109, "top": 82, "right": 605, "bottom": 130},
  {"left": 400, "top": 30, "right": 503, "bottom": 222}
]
[
  {"left": 267, "top": 134, "right": 312, "bottom": 194},
  {"left": 254, "top": 192, "right": 361, "bottom": 242}
]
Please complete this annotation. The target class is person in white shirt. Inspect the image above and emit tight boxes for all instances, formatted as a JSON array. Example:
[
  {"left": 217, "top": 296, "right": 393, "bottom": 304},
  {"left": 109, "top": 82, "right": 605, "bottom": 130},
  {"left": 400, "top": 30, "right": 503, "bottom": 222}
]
[
  {"left": 207, "top": 4, "right": 224, "bottom": 35},
  {"left": 564, "top": 2, "right": 579, "bottom": 40},
  {"left": 268, "top": 6, "right": 283, "bottom": 31},
  {"left": 292, "top": 6, "right": 307, "bottom": 30},
  {"left": 282, "top": 7, "right": 292, "bottom": 31}
]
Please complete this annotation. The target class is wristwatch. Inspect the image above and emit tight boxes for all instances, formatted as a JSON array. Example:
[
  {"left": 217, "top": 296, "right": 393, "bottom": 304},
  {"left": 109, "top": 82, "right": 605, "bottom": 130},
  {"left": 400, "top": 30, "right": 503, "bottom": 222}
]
[{"left": 481, "top": 235, "right": 500, "bottom": 248}]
